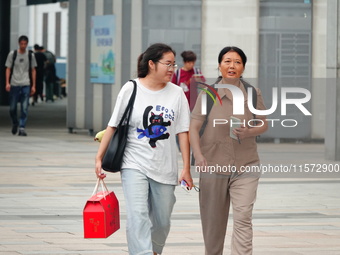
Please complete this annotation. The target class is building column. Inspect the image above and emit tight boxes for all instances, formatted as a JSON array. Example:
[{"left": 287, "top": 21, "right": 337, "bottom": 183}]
[{"left": 325, "top": 0, "right": 340, "bottom": 160}]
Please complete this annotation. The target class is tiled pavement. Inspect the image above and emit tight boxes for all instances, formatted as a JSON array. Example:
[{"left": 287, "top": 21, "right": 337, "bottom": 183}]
[{"left": 0, "top": 98, "right": 339, "bottom": 255}]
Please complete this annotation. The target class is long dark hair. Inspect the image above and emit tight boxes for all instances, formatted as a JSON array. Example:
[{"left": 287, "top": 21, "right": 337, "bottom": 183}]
[{"left": 137, "top": 43, "right": 176, "bottom": 78}]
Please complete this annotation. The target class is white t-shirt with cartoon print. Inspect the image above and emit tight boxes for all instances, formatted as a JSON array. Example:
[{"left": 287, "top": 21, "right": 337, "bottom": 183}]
[{"left": 108, "top": 78, "right": 190, "bottom": 185}]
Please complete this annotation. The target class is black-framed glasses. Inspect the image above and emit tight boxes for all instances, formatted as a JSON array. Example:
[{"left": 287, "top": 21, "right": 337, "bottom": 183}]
[{"left": 157, "top": 61, "right": 178, "bottom": 70}]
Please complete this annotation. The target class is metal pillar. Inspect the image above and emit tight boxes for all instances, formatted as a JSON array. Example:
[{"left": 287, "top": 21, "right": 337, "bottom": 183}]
[{"left": 325, "top": 0, "right": 340, "bottom": 160}]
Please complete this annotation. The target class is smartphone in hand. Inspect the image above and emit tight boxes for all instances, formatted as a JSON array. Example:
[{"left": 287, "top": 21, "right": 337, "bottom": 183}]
[
  {"left": 180, "top": 180, "right": 190, "bottom": 192},
  {"left": 230, "top": 116, "right": 241, "bottom": 140}
]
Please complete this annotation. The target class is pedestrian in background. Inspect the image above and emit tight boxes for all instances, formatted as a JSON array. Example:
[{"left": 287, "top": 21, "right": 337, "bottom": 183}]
[
  {"left": 171, "top": 50, "right": 205, "bottom": 110},
  {"left": 41, "top": 46, "right": 57, "bottom": 102},
  {"left": 33, "top": 44, "right": 47, "bottom": 104},
  {"left": 95, "top": 43, "right": 193, "bottom": 255},
  {"left": 190, "top": 46, "right": 268, "bottom": 255},
  {"left": 5, "top": 35, "right": 37, "bottom": 136}
]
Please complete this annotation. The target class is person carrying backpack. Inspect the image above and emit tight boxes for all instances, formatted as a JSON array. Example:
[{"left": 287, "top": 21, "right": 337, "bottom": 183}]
[
  {"left": 5, "top": 35, "right": 37, "bottom": 136},
  {"left": 41, "top": 46, "right": 57, "bottom": 102},
  {"left": 171, "top": 50, "right": 205, "bottom": 110}
]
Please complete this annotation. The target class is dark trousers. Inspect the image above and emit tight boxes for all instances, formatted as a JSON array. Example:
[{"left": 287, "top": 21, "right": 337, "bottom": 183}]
[
  {"left": 9, "top": 85, "right": 30, "bottom": 128},
  {"left": 34, "top": 71, "right": 44, "bottom": 102}
]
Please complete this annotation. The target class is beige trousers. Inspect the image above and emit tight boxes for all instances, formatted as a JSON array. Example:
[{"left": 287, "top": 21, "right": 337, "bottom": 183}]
[{"left": 199, "top": 170, "right": 260, "bottom": 255}]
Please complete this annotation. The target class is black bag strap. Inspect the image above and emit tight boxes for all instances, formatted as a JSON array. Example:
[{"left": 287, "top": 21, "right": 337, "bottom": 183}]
[
  {"left": 199, "top": 84, "right": 215, "bottom": 137},
  {"left": 117, "top": 80, "right": 137, "bottom": 127},
  {"left": 242, "top": 78, "right": 257, "bottom": 119},
  {"left": 28, "top": 50, "right": 33, "bottom": 85},
  {"left": 9, "top": 50, "right": 17, "bottom": 83},
  {"left": 198, "top": 76, "right": 222, "bottom": 137}
]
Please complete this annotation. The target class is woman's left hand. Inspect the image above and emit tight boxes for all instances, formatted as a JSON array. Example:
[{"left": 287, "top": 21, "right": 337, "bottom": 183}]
[{"left": 233, "top": 125, "right": 250, "bottom": 140}]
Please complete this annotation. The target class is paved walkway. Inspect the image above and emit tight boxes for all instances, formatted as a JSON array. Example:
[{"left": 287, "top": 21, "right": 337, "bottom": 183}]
[{"left": 0, "top": 98, "right": 340, "bottom": 255}]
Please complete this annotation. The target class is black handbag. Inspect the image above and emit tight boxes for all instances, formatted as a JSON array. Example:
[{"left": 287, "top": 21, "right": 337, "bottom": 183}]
[{"left": 102, "top": 80, "right": 137, "bottom": 172}]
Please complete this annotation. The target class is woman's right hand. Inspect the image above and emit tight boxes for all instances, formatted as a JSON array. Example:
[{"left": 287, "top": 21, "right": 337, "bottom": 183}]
[
  {"left": 194, "top": 153, "right": 207, "bottom": 170},
  {"left": 94, "top": 126, "right": 116, "bottom": 179},
  {"left": 95, "top": 158, "right": 105, "bottom": 178}
]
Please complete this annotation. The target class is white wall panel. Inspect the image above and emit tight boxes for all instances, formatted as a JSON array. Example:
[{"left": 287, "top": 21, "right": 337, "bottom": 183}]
[
  {"left": 92, "top": 0, "right": 104, "bottom": 132},
  {"left": 111, "top": 0, "right": 123, "bottom": 108},
  {"left": 202, "top": 0, "right": 259, "bottom": 79},
  {"left": 311, "top": 0, "right": 327, "bottom": 139},
  {"left": 131, "top": 0, "right": 143, "bottom": 78}
]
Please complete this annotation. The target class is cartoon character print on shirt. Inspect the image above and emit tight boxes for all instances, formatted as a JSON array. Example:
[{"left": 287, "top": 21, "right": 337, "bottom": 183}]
[{"left": 137, "top": 106, "right": 171, "bottom": 148}]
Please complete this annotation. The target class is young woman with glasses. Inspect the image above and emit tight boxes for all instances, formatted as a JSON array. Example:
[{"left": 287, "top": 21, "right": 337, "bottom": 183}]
[{"left": 95, "top": 43, "right": 193, "bottom": 255}]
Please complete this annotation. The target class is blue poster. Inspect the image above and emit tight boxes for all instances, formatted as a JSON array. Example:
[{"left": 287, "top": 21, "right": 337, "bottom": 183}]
[{"left": 90, "top": 15, "right": 115, "bottom": 84}]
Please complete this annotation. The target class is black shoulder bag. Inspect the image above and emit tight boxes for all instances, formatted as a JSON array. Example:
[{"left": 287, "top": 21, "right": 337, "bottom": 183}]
[{"left": 102, "top": 80, "right": 137, "bottom": 172}]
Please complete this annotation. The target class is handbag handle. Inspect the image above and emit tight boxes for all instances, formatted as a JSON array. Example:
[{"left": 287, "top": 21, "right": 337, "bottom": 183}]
[
  {"left": 91, "top": 178, "right": 110, "bottom": 199},
  {"left": 117, "top": 80, "right": 137, "bottom": 127}
]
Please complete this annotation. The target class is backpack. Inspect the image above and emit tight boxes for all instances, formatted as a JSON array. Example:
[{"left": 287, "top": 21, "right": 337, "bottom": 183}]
[
  {"left": 9, "top": 49, "right": 34, "bottom": 85},
  {"left": 175, "top": 67, "right": 201, "bottom": 85}
]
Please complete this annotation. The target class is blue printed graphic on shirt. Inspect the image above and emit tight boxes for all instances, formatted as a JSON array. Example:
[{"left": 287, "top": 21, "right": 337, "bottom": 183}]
[{"left": 137, "top": 106, "right": 172, "bottom": 148}]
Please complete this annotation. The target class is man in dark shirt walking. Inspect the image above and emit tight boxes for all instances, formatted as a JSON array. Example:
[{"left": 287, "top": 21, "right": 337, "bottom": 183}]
[{"left": 33, "top": 44, "right": 47, "bottom": 104}]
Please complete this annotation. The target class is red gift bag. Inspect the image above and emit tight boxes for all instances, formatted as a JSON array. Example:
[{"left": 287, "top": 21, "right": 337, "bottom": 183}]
[{"left": 83, "top": 178, "right": 120, "bottom": 238}]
